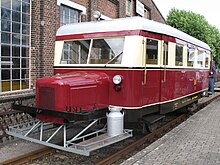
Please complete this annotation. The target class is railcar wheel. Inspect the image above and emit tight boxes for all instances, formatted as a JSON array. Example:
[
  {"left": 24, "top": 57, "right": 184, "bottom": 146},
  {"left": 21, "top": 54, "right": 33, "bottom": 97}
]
[
  {"left": 187, "top": 101, "right": 199, "bottom": 112},
  {"left": 177, "top": 107, "right": 189, "bottom": 114}
]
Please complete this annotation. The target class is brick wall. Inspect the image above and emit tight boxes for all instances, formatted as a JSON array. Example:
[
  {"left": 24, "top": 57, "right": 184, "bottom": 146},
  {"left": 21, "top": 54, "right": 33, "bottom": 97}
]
[
  {"left": 41, "top": 0, "right": 57, "bottom": 77},
  {"left": 31, "top": 0, "right": 41, "bottom": 86},
  {"left": 96, "top": 0, "right": 119, "bottom": 19},
  {"left": 31, "top": 0, "right": 57, "bottom": 86}
]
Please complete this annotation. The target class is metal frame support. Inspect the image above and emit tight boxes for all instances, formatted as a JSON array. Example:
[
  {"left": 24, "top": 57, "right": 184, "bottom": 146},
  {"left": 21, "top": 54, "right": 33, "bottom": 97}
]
[
  {"left": 6, "top": 119, "right": 133, "bottom": 156},
  {"left": 67, "top": 119, "right": 98, "bottom": 143},
  {"left": 46, "top": 125, "right": 63, "bottom": 143}
]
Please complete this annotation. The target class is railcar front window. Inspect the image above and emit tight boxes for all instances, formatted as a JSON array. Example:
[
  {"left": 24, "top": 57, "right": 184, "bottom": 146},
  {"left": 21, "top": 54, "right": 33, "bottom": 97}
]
[
  {"left": 175, "top": 45, "right": 183, "bottom": 66},
  {"left": 146, "top": 39, "right": 158, "bottom": 65},
  {"left": 60, "top": 37, "right": 125, "bottom": 65},
  {"left": 89, "top": 38, "right": 124, "bottom": 64}
]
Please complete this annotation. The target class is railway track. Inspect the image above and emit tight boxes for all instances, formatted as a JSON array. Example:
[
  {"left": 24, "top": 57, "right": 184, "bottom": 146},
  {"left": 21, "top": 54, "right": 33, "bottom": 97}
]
[
  {"left": 0, "top": 92, "right": 35, "bottom": 143},
  {"left": 1, "top": 93, "right": 220, "bottom": 165},
  {"left": 0, "top": 111, "right": 33, "bottom": 143},
  {"left": 1, "top": 147, "right": 55, "bottom": 165},
  {"left": 95, "top": 113, "right": 188, "bottom": 165},
  {"left": 95, "top": 93, "right": 220, "bottom": 165}
]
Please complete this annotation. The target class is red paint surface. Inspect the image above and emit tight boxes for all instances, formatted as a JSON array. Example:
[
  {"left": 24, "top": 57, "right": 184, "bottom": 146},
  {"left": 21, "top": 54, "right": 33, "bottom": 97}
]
[
  {"left": 53, "top": 68, "right": 209, "bottom": 105},
  {"left": 36, "top": 68, "right": 209, "bottom": 123}
]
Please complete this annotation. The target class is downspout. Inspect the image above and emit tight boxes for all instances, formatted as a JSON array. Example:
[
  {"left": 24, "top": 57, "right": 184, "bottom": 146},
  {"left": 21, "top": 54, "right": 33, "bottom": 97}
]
[
  {"left": 39, "top": 0, "right": 44, "bottom": 77},
  {"left": 88, "top": 0, "right": 92, "bottom": 21},
  {"left": 117, "top": 0, "right": 120, "bottom": 18}
]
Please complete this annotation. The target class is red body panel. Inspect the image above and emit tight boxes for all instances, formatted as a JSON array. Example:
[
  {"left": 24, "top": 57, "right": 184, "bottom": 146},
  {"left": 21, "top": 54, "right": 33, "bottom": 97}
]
[
  {"left": 36, "top": 68, "right": 209, "bottom": 123},
  {"left": 160, "top": 69, "right": 209, "bottom": 102},
  {"left": 53, "top": 68, "right": 209, "bottom": 106},
  {"left": 36, "top": 71, "right": 109, "bottom": 123},
  {"left": 52, "top": 69, "right": 144, "bottom": 107}
]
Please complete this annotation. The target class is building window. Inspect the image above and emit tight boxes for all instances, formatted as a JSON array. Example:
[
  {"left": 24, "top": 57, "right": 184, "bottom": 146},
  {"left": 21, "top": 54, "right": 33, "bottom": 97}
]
[
  {"left": 146, "top": 39, "right": 158, "bottom": 65},
  {"left": 126, "top": 0, "right": 131, "bottom": 16},
  {"left": 175, "top": 45, "right": 183, "bottom": 66},
  {"left": 0, "top": 0, "right": 31, "bottom": 93},
  {"left": 60, "top": 5, "right": 80, "bottom": 26}
]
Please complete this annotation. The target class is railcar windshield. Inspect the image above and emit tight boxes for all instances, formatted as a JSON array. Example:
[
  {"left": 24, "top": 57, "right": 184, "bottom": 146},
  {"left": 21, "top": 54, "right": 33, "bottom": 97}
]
[{"left": 60, "top": 37, "right": 125, "bottom": 65}]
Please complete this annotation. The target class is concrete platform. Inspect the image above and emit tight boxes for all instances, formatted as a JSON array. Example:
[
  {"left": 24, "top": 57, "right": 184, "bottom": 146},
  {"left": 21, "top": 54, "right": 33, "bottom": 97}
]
[{"left": 121, "top": 95, "right": 220, "bottom": 165}]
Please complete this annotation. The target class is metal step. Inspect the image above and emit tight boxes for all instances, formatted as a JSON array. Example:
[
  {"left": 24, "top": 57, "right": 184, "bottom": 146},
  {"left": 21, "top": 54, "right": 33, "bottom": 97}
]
[
  {"left": 214, "top": 87, "right": 220, "bottom": 92},
  {"left": 142, "top": 114, "right": 165, "bottom": 125},
  {"left": 6, "top": 119, "right": 133, "bottom": 156}
]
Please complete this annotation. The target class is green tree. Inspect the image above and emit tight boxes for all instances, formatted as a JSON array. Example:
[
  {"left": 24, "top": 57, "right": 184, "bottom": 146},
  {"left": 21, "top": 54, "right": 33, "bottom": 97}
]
[{"left": 167, "top": 8, "right": 220, "bottom": 67}]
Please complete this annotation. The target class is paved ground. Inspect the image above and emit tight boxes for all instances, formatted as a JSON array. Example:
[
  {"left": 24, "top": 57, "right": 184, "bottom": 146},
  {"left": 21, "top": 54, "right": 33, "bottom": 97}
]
[{"left": 121, "top": 93, "right": 220, "bottom": 165}]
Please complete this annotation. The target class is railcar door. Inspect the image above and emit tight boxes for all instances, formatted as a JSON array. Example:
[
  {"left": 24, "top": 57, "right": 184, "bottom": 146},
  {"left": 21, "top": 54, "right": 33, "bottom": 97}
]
[
  {"left": 160, "top": 40, "right": 185, "bottom": 114},
  {"left": 160, "top": 41, "right": 173, "bottom": 114},
  {"left": 142, "top": 38, "right": 161, "bottom": 115}
]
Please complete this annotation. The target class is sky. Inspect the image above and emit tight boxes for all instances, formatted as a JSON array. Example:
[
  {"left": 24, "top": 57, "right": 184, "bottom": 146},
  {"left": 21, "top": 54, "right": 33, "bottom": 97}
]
[{"left": 153, "top": 0, "right": 220, "bottom": 30}]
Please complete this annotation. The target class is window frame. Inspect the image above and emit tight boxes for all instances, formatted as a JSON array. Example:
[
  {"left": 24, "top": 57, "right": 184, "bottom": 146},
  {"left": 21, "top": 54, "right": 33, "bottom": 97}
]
[
  {"left": 126, "top": 0, "right": 131, "bottom": 16},
  {"left": 204, "top": 51, "right": 211, "bottom": 68},
  {"left": 163, "top": 41, "right": 168, "bottom": 66},
  {"left": 197, "top": 49, "right": 204, "bottom": 68},
  {"left": 57, "top": 0, "right": 86, "bottom": 14},
  {"left": 0, "top": 0, "right": 31, "bottom": 93},
  {"left": 60, "top": 37, "right": 125, "bottom": 65},
  {"left": 60, "top": 5, "right": 81, "bottom": 26},
  {"left": 145, "top": 38, "right": 160, "bottom": 65},
  {"left": 187, "top": 47, "right": 195, "bottom": 67},
  {"left": 58, "top": 0, "right": 86, "bottom": 27},
  {"left": 175, "top": 44, "right": 184, "bottom": 66}
]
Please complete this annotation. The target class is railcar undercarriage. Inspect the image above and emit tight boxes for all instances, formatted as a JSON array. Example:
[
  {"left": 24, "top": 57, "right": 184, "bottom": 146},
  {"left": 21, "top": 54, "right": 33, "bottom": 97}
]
[{"left": 7, "top": 105, "right": 133, "bottom": 156}]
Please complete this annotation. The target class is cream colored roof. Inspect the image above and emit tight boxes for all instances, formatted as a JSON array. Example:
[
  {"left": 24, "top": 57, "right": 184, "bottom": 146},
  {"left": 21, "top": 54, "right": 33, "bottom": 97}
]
[{"left": 56, "top": 17, "right": 210, "bottom": 50}]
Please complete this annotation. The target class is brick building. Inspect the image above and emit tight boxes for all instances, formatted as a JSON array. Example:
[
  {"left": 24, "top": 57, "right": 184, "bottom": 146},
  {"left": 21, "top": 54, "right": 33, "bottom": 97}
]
[{"left": 0, "top": 0, "right": 165, "bottom": 97}]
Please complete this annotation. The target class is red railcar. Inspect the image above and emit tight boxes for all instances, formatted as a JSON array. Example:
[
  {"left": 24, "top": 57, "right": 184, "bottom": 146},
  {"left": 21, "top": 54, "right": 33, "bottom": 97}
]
[
  {"left": 8, "top": 17, "right": 211, "bottom": 156},
  {"left": 37, "top": 17, "right": 210, "bottom": 123}
]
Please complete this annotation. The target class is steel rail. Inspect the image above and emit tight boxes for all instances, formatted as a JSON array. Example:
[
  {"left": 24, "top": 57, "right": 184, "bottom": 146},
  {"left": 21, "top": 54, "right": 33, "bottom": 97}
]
[
  {"left": 95, "top": 114, "right": 187, "bottom": 165},
  {"left": 1, "top": 147, "right": 55, "bottom": 165}
]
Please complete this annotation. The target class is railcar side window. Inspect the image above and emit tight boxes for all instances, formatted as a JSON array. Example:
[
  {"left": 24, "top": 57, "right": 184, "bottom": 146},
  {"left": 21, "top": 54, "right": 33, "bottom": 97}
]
[
  {"left": 197, "top": 50, "right": 204, "bottom": 67},
  {"left": 205, "top": 52, "right": 210, "bottom": 68},
  {"left": 146, "top": 39, "right": 158, "bottom": 65},
  {"left": 175, "top": 45, "right": 183, "bottom": 66},
  {"left": 163, "top": 42, "right": 168, "bottom": 65},
  {"left": 187, "top": 48, "right": 195, "bottom": 67}
]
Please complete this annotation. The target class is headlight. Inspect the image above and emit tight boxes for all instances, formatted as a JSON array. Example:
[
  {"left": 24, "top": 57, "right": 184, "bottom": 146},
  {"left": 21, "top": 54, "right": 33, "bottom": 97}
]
[{"left": 113, "top": 75, "right": 122, "bottom": 85}]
